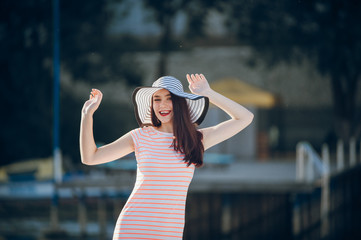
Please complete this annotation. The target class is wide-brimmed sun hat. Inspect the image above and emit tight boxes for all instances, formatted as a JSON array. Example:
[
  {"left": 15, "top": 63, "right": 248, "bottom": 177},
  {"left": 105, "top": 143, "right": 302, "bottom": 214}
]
[{"left": 132, "top": 76, "right": 209, "bottom": 126}]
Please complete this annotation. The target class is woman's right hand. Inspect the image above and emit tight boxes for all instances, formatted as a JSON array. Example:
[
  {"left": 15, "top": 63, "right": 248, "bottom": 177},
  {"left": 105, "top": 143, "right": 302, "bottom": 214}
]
[{"left": 82, "top": 89, "right": 103, "bottom": 116}]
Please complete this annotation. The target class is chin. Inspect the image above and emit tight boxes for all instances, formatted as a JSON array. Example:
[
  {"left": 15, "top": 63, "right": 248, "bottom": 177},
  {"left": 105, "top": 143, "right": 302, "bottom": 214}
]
[
  {"left": 160, "top": 119, "right": 172, "bottom": 124},
  {"left": 156, "top": 114, "right": 173, "bottom": 125},
  {"left": 158, "top": 117, "right": 173, "bottom": 125}
]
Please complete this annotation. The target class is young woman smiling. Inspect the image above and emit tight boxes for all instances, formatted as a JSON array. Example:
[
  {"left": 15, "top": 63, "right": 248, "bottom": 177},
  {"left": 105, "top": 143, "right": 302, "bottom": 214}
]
[{"left": 80, "top": 73, "right": 254, "bottom": 239}]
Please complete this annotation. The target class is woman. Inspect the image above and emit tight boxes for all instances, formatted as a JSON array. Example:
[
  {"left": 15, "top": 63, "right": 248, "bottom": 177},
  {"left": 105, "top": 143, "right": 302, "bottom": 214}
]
[{"left": 80, "top": 74, "right": 254, "bottom": 239}]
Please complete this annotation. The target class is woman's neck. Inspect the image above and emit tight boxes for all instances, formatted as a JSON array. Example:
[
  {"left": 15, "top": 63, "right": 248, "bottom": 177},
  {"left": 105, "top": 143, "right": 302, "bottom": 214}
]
[{"left": 156, "top": 123, "right": 173, "bottom": 133}]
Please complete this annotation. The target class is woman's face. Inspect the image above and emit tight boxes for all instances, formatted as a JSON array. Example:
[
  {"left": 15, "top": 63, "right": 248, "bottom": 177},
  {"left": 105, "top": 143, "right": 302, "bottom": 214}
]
[{"left": 152, "top": 89, "right": 173, "bottom": 125}]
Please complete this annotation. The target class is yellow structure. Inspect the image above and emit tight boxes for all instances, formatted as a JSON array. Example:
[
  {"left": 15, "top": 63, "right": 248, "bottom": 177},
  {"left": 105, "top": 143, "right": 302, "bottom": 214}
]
[
  {"left": 0, "top": 157, "right": 53, "bottom": 182},
  {"left": 210, "top": 78, "right": 279, "bottom": 108}
]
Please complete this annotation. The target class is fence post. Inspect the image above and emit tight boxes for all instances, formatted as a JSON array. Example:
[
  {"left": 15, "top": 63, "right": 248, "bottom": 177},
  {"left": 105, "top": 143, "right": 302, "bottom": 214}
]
[
  {"left": 306, "top": 149, "right": 314, "bottom": 182},
  {"left": 322, "top": 144, "right": 330, "bottom": 173},
  {"left": 350, "top": 137, "right": 356, "bottom": 167},
  {"left": 221, "top": 193, "right": 232, "bottom": 237},
  {"left": 50, "top": 189, "right": 59, "bottom": 230},
  {"left": 292, "top": 194, "right": 301, "bottom": 236},
  {"left": 113, "top": 197, "right": 122, "bottom": 221},
  {"left": 296, "top": 143, "right": 305, "bottom": 181},
  {"left": 98, "top": 192, "right": 107, "bottom": 240},
  {"left": 78, "top": 188, "right": 87, "bottom": 237},
  {"left": 321, "top": 144, "right": 330, "bottom": 238},
  {"left": 337, "top": 139, "right": 344, "bottom": 171},
  {"left": 42, "top": 185, "right": 69, "bottom": 239}
]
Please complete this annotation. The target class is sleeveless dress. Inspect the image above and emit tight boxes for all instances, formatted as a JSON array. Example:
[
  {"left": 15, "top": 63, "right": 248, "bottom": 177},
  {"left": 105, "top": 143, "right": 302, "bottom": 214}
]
[{"left": 112, "top": 126, "right": 195, "bottom": 240}]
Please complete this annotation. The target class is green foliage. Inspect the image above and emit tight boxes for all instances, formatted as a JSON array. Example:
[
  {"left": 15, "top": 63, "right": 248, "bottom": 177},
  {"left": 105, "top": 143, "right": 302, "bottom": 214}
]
[
  {"left": 222, "top": 0, "right": 361, "bottom": 71},
  {"left": 142, "top": 0, "right": 219, "bottom": 75},
  {"left": 219, "top": 0, "right": 361, "bottom": 139},
  {"left": 60, "top": 0, "right": 142, "bottom": 86},
  {"left": 0, "top": 0, "right": 53, "bottom": 164},
  {"left": 143, "top": 0, "right": 219, "bottom": 39},
  {"left": 0, "top": 0, "right": 143, "bottom": 165}
]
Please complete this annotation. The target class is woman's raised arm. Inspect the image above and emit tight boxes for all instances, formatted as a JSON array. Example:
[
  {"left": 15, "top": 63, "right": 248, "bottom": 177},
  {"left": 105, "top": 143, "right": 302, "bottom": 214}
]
[
  {"left": 79, "top": 89, "right": 134, "bottom": 165},
  {"left": 187, "top": 74, "right": 254, "bottom": 150}
]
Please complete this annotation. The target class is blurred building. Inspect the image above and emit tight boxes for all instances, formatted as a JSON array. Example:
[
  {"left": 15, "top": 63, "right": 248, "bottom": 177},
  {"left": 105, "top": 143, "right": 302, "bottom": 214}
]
[
  {"left": 106, "top": 1, "right": 361, "bottom": 157},
  {"left": 201, "top": 78, "right": 278, "bottom": 159},
  {"left": 127, "top": 46, "right": 338, "bottom": 158}
]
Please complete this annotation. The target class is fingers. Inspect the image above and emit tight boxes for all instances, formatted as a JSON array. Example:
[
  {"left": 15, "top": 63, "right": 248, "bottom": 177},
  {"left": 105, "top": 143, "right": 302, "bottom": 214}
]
[
  {"left": 90, "top": 89, "right": 102, "bottom": 100},
  {"left": 186, "top": 73, "right": 205, "bottom": 83},
  {"left": 186, "top": 74, "right": 193, "bottom": 84},
  {"left": 195, "top": 74, "right": 201, "bottom": 81},
  {"left": 90, "top": 89, "right": 95, "bottom": 99}
]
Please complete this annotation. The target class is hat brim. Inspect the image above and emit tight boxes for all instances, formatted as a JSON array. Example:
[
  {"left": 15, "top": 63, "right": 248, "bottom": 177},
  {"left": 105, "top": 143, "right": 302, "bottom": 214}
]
[{"left": 132, "top": 86, "right": 209, "bottom": 126}]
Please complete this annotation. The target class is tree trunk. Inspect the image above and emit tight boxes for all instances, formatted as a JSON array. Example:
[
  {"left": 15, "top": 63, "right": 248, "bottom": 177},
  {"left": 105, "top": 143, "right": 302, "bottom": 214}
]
[
  {"left": 157, "top": 15, "right": 171, "bottom": 77},
  {"left": 330, "top": 74, "right": 361, "bottom": 142}
]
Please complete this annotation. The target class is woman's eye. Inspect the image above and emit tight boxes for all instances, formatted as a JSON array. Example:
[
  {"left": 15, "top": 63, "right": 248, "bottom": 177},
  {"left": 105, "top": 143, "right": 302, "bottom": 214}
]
[{"left": 154, "top": 99, "right": 160, "bottom": 101}]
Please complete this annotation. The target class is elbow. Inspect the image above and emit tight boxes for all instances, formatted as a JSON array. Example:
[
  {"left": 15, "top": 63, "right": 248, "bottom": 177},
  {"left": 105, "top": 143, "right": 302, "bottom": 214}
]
[
  {"left": 236, "top": 112, "right": 254, "bottom": 128},
  {"left": 80, "top": 148, "right": 98, "bottom": 165},
  {"left": 81, "top": 157, "right": 91, "bottom": 165},
  {"left": 248, "top": 112, "right": 254, "bottom": 124},
  {"left": 81, "top": 155, "right": 95, "bottom": 165},
  {"left": 245, "top": 112, "right": 254, "bottom": 127},
  {"left": 237, "top": 111, "right": 254, "bottom": 123}
]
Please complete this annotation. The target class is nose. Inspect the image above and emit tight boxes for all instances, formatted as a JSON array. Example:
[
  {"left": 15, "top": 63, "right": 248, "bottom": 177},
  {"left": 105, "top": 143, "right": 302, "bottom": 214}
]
[{"left": 160, "top": 100, "right": 166, "bottom": 108}]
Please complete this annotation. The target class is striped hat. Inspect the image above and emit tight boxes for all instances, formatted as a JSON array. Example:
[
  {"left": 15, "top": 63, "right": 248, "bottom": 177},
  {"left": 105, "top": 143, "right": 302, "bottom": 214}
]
[{"left": 132, "top": 76, "right": 209, "bottom": 126}]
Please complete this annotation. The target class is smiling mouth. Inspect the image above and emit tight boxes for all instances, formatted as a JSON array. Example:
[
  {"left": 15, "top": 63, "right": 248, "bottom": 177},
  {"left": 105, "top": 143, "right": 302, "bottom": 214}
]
[{"left": 159, "top": 110, "right": 171, "bottom": 116}]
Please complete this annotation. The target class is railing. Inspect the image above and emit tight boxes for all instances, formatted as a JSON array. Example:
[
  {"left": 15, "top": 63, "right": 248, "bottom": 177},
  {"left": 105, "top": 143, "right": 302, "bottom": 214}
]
[
  {"left": 296, "top": 138, "right": 360, "bottom": 181},
  {"left": 296, "top": 142, "right": 329, "bottom": 182},
  {"left": 294, "top": 138, "right": 361, "bottom": 240},
  {"left": 1, "top": 139, "right": 360, "bottom": 240}
]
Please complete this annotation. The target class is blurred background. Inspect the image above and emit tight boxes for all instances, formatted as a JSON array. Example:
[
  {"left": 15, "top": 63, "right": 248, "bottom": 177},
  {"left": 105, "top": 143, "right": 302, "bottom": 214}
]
[{"left": 1, "top": 0, "right": 361, "bottom": 239}]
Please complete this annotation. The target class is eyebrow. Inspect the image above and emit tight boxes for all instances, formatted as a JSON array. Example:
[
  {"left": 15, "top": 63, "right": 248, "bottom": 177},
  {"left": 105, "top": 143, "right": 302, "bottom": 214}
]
[{"left": 153, "top": 94, "right": 171, "bottom": 98}]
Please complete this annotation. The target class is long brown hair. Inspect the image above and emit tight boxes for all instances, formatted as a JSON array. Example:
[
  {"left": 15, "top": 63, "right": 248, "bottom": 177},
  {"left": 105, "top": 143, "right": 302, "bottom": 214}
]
[{"left": 151, "top": 92, "right": 204, "bottom": 167}]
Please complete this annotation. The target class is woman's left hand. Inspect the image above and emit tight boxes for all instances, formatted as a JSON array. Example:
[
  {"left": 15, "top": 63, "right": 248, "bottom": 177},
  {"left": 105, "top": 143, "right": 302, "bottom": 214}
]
[{"left": 186, "top": 73, "right": 212, "bottom": 96}]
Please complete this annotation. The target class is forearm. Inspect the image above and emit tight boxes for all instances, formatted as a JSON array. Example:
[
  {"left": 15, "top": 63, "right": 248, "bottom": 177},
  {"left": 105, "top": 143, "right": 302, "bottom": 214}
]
[
  {"left": 79, "top": 114, "right": 97, "bottom": 164},
  {"left": 203, "top": 89, "right": 254, "bottom": 121}
]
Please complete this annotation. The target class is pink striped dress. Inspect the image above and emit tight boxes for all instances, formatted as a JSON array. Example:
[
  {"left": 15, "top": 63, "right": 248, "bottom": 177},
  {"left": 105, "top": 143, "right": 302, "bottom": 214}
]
[{"left": 113, "top": 126, "right": 195, "bottom": 240}]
